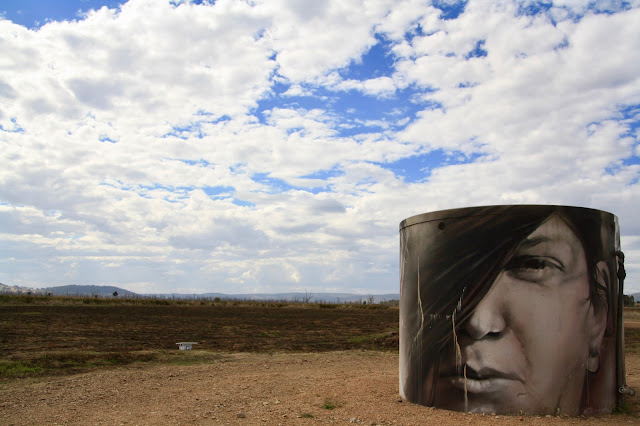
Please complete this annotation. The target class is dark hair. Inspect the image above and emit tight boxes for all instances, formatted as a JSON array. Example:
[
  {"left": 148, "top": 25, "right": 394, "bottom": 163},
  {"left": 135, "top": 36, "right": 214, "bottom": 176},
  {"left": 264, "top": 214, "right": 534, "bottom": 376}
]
[{"left": 399, "top": 205, "right": 614, "bottom": 406}]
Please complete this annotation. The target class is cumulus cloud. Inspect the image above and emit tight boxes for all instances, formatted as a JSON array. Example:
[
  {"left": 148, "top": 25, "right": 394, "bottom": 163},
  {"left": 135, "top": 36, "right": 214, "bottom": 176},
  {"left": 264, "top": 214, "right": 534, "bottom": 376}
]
[{"left": 0, "top": 0, "right": 639, "bottom": 294}]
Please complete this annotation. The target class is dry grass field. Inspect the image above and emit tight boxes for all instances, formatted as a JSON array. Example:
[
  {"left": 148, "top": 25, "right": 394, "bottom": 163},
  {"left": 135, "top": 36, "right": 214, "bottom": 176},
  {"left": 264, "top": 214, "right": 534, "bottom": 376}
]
[{"left": 0, "top": 296, "right": 639, "bottom": 425}]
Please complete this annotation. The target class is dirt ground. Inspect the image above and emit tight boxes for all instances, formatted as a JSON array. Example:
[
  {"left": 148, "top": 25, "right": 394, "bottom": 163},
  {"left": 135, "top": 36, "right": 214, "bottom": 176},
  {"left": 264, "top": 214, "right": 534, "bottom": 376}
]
[{"left": 1, "top": 350, "right": 639, "bottom": 425}]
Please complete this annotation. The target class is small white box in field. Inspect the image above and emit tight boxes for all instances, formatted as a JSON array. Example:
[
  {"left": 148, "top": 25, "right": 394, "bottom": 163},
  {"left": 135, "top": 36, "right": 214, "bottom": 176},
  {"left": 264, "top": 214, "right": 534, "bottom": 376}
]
[{"left": 176, "top": 342, "right": 198, "bottom": 350}]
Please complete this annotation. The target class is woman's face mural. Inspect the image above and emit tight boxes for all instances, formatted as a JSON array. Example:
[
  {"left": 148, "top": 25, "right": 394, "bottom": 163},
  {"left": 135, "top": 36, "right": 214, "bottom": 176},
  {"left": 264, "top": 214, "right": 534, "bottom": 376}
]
[
  {"left": 399, "top": 206, "right": 622, "bottom": 416},
  {"left": 434, "top": 215, "right": 609, "bottom": 414}
]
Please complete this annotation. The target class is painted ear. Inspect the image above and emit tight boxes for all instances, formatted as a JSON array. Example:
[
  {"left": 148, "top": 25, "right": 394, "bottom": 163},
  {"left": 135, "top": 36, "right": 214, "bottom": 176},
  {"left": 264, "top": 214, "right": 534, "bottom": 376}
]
[{"left": 586, "top": 261, "right": 610, "bottom": 373}]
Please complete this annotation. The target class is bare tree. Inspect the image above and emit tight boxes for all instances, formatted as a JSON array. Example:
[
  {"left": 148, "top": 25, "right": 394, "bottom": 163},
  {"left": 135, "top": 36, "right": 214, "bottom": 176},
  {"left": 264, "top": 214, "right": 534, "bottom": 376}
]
[{"left": 302, "top": 291, "right": 313, "bottom": 303}]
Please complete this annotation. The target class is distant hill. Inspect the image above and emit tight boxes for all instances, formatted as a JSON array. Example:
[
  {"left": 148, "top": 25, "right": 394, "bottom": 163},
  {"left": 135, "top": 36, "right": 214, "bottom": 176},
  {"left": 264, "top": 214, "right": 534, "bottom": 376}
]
[{"left": 40, "top": 285, "right": 137, "bottom": 297}]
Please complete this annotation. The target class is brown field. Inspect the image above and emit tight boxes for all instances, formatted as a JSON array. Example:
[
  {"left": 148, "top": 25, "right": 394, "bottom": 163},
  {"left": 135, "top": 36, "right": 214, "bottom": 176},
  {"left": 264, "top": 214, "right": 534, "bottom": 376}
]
[
  {"left": 0, "top": 297, "right": 399, "bottom": 378},
  {"left": 0, "top": 296, "right": 639, "bottom": 425}
]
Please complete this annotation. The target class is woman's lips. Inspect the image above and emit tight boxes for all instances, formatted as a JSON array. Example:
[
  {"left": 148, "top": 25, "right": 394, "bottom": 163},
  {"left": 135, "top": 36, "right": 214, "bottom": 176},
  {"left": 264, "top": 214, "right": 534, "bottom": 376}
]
[{"left": 442, "top": 365, "right": 524, "bottom": 394}]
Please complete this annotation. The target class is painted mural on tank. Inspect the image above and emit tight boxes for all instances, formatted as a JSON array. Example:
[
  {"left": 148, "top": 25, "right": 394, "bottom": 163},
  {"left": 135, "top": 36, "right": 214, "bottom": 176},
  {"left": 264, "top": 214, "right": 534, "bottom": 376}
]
[{"left": 399, "top": 205, "right": 631, "bottom": 415}]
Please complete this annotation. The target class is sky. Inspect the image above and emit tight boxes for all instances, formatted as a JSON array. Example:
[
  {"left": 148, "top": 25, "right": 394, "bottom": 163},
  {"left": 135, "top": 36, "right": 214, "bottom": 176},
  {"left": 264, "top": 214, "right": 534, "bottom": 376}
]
[{"left": 1, "top": 0, "right": 639, "bottom": 296}]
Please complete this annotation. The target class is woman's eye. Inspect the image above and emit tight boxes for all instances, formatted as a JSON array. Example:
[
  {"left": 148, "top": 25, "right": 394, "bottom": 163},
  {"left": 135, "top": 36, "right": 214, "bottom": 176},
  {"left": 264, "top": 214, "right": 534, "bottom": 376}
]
[
  {"left": 515, "top": 258, "right": 546, "bottom": 270},
  {"left": 504, "top": 256, "right": 563, "bottom": 283}
]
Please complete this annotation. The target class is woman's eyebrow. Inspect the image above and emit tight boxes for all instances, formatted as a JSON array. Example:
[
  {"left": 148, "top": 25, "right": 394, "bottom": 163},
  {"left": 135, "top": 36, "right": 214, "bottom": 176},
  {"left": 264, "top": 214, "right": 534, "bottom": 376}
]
[
  {"left": 515, "top": 235, "right": 577, "bottom": 265},
  {"left": 517, "top": 236, "right": 553, "bottom": 250}
]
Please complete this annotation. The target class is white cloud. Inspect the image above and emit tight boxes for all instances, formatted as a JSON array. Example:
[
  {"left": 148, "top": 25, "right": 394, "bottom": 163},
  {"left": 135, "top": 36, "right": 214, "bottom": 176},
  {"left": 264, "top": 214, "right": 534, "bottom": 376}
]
[
  {"left": 2, "top": 0, "right": 276, "bottom": 135},
  {"left": 398, "top": 6, "right": 640, "bottom": 157},
  {"left": 333, "top": 76, "right": 398, "bottom": 98},
  {"left": 281, "top": 84, "right": 313, "bottom": 97},
  {"left": 258, "top": 0, "right": 394, "bottom": 82}
]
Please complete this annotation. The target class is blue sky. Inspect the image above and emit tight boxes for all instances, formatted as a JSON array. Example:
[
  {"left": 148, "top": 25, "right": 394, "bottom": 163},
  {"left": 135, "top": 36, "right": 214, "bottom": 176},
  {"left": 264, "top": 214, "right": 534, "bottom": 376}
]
[
  {"left": 1, "top": 0, "right": 639, "bottom": 295},
  {"left": 1, "top": 0, "right": 125, "bottom": 28}
]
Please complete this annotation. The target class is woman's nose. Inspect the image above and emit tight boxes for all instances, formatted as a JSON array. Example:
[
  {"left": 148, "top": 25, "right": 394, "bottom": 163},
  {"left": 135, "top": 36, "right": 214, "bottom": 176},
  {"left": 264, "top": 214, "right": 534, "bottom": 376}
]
[{"left": 464, "top": 275, "right": 507, "bottom": 340}]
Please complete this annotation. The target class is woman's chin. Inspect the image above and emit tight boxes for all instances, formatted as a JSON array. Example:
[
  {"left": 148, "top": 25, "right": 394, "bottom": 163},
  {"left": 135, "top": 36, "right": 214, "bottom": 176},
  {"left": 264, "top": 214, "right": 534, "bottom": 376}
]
[
  {"left": 434, "top": 398, "right": 509, "bottom": 415},
  {"left": 432, "top": 382, "right": 555, "bottom": 415}
]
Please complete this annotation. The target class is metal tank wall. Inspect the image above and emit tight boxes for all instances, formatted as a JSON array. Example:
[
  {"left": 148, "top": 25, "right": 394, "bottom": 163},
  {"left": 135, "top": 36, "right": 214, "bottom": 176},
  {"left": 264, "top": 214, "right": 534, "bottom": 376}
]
[{"left": 399, "top": 205, "right": 629, "bottom": 415}]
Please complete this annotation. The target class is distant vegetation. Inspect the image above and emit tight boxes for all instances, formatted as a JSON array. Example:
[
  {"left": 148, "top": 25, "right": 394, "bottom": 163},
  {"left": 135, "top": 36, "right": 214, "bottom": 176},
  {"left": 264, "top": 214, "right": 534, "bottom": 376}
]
[
  {"left": 624, "top": 294, "right": 636, "bottom": 307},
  {"left": 0, "top": 283, "right": 399, "bottom": 305},
  {"left": 0, "top": 292, "right": 399, "bottom": 309}
]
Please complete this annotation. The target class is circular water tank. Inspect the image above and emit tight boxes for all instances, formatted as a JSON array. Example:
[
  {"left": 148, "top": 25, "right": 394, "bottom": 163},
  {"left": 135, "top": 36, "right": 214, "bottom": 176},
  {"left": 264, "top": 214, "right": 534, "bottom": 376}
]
[{"left": 399, "top": 205, "right": 626, "bottom": 415}]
